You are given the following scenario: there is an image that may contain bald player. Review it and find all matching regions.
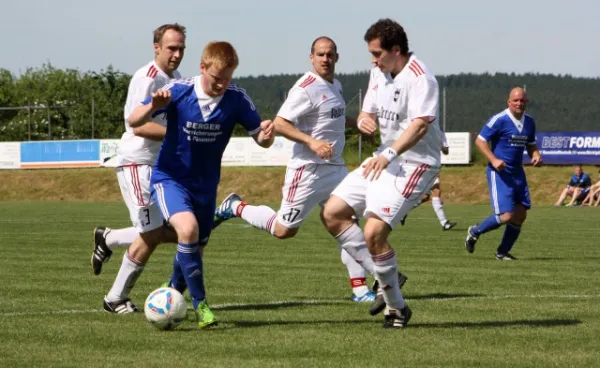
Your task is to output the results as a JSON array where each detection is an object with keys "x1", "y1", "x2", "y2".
[{"x1": 464, "y1": 87, "x2": 542, "y2": 260}]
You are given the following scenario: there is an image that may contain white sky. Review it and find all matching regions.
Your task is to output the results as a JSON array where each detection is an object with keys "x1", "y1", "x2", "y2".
[{"x1": 3, "y1": 0, "x2": 599, "y2": 78}]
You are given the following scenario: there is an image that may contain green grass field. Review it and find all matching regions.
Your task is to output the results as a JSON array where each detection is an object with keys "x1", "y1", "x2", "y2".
[{"x1": 0, "y1": 201, "x2": 599, "y2": 367}]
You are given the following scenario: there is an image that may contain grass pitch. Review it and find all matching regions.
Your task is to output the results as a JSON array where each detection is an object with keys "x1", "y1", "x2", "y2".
[{"x1": 0, "y1": 201, "x2": 598, "y2": 367}]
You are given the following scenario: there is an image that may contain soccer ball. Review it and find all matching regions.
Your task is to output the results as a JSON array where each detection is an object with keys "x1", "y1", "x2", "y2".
[{"x1": 144, "y1": 287, "x2": 188, "y2": 330}]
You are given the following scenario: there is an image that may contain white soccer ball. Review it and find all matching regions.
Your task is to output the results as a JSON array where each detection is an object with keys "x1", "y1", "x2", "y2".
[{"x1": 144, "y1": 287, "x2": 188, "y2": 330}]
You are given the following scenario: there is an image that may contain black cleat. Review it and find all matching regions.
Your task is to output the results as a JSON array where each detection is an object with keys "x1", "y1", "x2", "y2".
[
  {"x1": 383, "y1": 305, "x2": 412, "y2": 328},
  {"x1": 91, "y1": 227, "x2": 113, "y2": 275},
  {"x1": 442, "y1": 220, "x2": 457, "y2": 231},
  {"x1": 465, "y1": 225, "x2": 479, "y2": 253},
  {"x1": 400, "y1": 214, "x2": 407, "y2": 226},
  {"x1": 370, "y1": 272, "x2": 408, "y2": 316},
  {"x1": 103, "y1": 297, "x2": 138, "y2": 314}
]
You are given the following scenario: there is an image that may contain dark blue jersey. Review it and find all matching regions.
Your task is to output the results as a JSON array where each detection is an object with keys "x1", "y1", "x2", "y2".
[
  {"x1": 478, "y1": 109, "x2": 536, "y2": 175},
  {"x1": 144, "y1": 77, "x2": 261, "y2": 193}
]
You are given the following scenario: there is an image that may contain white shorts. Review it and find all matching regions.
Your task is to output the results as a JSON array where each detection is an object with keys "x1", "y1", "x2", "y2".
[
  {"x1": 425, "y1": 175, "x2": 440, "y2": 195},
  {"x1": 116, "y1": 165, "x2": 163, "y2": 233},
  {"x1": 331, "y1": 159, "x2": 439, "y2": 228},
  {"x1": 277, "y1": 164, "x2": 348, "y2": 228}
]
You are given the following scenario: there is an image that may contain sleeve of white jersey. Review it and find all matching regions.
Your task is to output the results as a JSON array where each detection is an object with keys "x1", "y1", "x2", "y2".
[
  {"x1": 277, "y1": 87, "x2": 313, "y2": 124},
  {"x1": 125, "y1": 77, "x2": 156, "y2": 120},
  {"x1": 407, "y1": 76, "x2": 439, "y2": 123},
  {"x1": 361, "y1": 70, "x2": 378, "y2": 114},
  {"x1": 440, "y1": 129, "x2": 449, "y2": 148}
]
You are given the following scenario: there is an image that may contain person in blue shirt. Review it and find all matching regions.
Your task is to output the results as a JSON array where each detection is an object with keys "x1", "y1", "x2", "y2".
[
  {"x1": 127, "y1": 41, "x2": 275, "y2": 328},
  {"x1": 465, "y1": 87, "x2": 542, "y2": 260},
  {"x1": 554, "y1": 165, "x2": 592, "y2": 207}
]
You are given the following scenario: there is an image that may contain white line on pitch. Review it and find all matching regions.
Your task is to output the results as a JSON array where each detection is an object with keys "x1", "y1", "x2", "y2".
[{"x1": 1, "y1": 295, "x2": 598, "y2": 317}]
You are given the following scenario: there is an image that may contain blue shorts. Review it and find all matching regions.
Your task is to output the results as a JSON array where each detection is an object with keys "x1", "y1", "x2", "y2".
[
  {"x1": 487, "y1": 168, "x2": 531, "y2": 215},
  {"x1": 151, "y1": 179, "x2": 216, "y2": 246}
]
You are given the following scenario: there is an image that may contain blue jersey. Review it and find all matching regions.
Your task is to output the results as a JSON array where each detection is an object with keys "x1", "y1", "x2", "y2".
[
  {"x1": 478, "y1": 109, "x2": 536, "y2": 175},
  {"x1": 145, "y1": 77, "x2": 262, "y2": 193},
  {"x1": 568, "y1": 173, "x2": 591, "y2": 188}
]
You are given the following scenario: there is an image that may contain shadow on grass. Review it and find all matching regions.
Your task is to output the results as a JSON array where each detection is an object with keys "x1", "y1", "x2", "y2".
[
  {"x1": 408, "y1": 293, "x2": 485, "y2": 300},
  {"x1": 211, "y1": 300, "x2": 346, "y2": 312},
  {"x1": 219, "y1": 318, "x2": 582, "y2": 330}
]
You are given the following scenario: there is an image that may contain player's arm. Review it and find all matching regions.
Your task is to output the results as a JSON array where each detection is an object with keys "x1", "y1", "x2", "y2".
[
  {"x1": 276, "y1": 86, "x2": 333, "y2": 159},
  {"x1": 475, "y1": 137, "x2": 505, "y2": 171},
  {"x1": 132, "y1": 122, "x2": 166, "y2": 142},
  {"x1": 440, "y1": 130, "x2": 449, "y2": 155},
  {"x1": 356, "y1": 71, "x2": 379, "y2": 136},
  {"x1": 128, "y1": 90, "x2": 171, "y2": 128},
  {"x1": 525, "y1": 120, "x2": 542, "y2": 166},
  {"x1": 251, "y1": 120, "x2": 275, "y2": 148},
  {"x1": 526, "y1": 143, "x2": 542, "y2": 167}
]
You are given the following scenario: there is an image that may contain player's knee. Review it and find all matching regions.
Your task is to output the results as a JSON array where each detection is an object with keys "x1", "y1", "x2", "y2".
[
  {"x1": 139, "y1": 227, "x2": 163, "y2": 249},
  {"x1": 273, "y1": 225, "x2": 298, "y2": 239},
  {"x1": 174, "y1": 223, "x2": 199, "y2": 243},
  {"x1": 498, "y1": 212, "x2": 515, "y2": 224}
]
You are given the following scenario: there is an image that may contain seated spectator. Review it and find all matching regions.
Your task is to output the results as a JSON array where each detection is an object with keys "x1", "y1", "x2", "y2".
[
  {"x1": 554, "y1": 165, "x2": 592, "y2": 207},
  {"x1": 581, "y1": 170, "x2": 600, "y2": 207}
]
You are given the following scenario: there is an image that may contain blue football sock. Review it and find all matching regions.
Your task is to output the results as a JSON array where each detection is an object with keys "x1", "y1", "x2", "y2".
[
  {"x1": 169, "y1": 254, "x2": 187, "y2": 294},
  {"x1": 176, "y1": 242, "x2": 206, "y2": 309},
  {"x1": 497, "y1": 223, "x2": 521, "y2": 254},
  {"x1": 473, "y1": 214, "x2": 503, "y2": 236}
]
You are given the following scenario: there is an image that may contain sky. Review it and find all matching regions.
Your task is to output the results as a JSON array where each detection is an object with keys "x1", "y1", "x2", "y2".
[{"x1": 3, "y1": 0, "x2": 600, "y2": 78}]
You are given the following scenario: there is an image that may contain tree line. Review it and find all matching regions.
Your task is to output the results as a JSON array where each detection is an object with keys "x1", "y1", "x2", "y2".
[{"x1": 0, "y1": 64, "x2": 599, "y2": 142}]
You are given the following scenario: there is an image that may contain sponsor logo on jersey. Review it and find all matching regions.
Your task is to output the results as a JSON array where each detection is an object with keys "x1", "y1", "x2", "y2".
[
  {"x1": 377, "y1": 107, "x2": 400, "y2": 122},
  {"x1": 330, "y1": 107, "x2": 345, "y2": 119}
]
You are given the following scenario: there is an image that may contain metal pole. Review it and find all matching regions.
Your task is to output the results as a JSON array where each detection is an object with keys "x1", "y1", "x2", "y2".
[
  {"x1": 47, "y1": 106, "x2": 51, "y2": 139},
  {"x1": 358, "y1": 88, "x2": 362, "y2": 163},
  {"x1": 442, "y1": 87, "x2": 447, "y2": 132},
  {"x1": 27, "y1": 100, "x2": 31, "y2": 141},
  {"x1": 91, "y1": 94, "x2": 95, "y2": 139}
]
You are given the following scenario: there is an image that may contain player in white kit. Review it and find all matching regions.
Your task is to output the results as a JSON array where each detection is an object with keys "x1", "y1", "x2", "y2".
[
  {"x1": 401, "y1": 128, "x2": 457, "y2": 230},
  {"x1": 213, "y1": 37, "x2": 401, "y2": 302},
  {"x1": 322, "y1": 19, "x2": 442, "y2": 328},
  {"x1": 91, "y1": 24, "x2": 185, "y2": 313}
]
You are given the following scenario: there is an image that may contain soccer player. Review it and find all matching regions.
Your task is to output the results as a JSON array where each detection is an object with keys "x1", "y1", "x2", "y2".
[
  {"x1": 91, "y1": 24, "x2": 185, "y2": 279},
  {"x1": 322, "y1": 18, "x2": 443, "y2": 328},
  {"x1": 213, "y1": 37, "x2": 394, "y2": 302},
  {"x1": 553, "y1": 165, "x2": 592, "y2": 207},
  {"x1": 128, "y1": 41, "x2": 274, "y2": 328},
  {"x1": 401, "y1": 128, "x2": 457, "y2": 230},
  {"x1": 465, "y1": 87, "x2": 542, "y2": 260}
]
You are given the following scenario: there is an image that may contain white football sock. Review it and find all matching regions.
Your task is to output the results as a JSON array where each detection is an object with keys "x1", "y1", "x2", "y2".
[
  {"x1": 432, "y1": 197, "x2": 447, "y2": 225},
  {"x1": 335, "y1": 223, "x2": 375, "y2": 276},
  {"x1": 104, "y1": 227, "x2": 138, "y2": 248},
  {"x1": 106, "y1": 251, "x2": 145, "y2": 302},
  {"x1": 239, "y1": 204, "x2": 277, "y2": 235},
  {"x1": 341, "y1": 249, "x2": 369, "y2": 296},
  {"x1": 372, "y1": 249, "x2": 405, "y2": 310}
]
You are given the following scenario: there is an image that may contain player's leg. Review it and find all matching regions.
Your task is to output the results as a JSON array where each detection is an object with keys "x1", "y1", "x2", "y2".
[
  {"x1": 465, "y1": 169, "x2": 512, "y2": 253},
  {"x1": 323, "y1": 167, "x2": 375, "y2": 276},
  {"x1": 362, "y1": 163, "x2": 438, "y2": 328},
  {"x1": 92, "y1": 165, "x2": 150, "y2": 275},
  {"x1": 156, "y1": 181, "x2": 217, "y2": 328},
  {"x1": 496, "y1": 179, "x2": 530, "y2": 260},
  {"x1": 430, "y1": 181, "x2": 457, "y2": 230},
  {"x1": 554, "y1": 187, "x2": 573, "y2": 206}
]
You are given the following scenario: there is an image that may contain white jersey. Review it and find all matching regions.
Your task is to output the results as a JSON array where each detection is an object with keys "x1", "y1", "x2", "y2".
[
  {"x1": 362, "y1": 54, "x2": 442, "y2": 167},
  {"x1": 440, "y1": 128, "x2": 448, "y2": 149},
  {"x1": 116, "y1": 61, "x2": 181, "y2": 166},
  {"x1": 277, "y1": 72, "x2": 346, "y2": 169}
]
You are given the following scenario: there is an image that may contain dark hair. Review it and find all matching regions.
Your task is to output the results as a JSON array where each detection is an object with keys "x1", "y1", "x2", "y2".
[
  {"x1": 364, "y1": 18, "x2": 409, "y2": 55},
  {"x1": 310, "y1": 36, "x2": 337, "y2": 54},
  {"x1": 153, "y1": 23, "x2": 186, "y2": 44}
]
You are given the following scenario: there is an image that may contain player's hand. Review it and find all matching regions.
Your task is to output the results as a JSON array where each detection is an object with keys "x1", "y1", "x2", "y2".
[
  {"x1": 492, "y1": 158, "x2": 506, "y2": 171},
  {"x1": 150, "y1": 90, "x2": 171, "y2": 109},
  {"x1": 358, "y1": 117, "x2": 377, "y2": 135},
  {"x1": 362, "y1": 155, "x2": 389, "y2": 181},
  {"x1": 308, "y1": 138, "x2": 333, "y2": 160},
  {"x1": 260, "y1": 119, "x2": 274, "y2": 139},
  {"x1": 531, "y1": 154, "x2": 543, "y2": 167}
]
